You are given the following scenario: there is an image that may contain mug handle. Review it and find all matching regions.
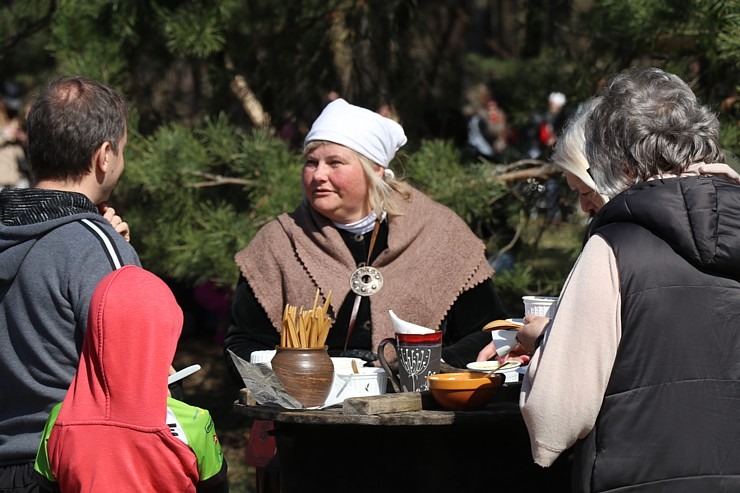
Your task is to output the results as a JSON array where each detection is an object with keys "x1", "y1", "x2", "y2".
[{"x1": 377, "y1": 337, "x2": 402, "y2": 393}]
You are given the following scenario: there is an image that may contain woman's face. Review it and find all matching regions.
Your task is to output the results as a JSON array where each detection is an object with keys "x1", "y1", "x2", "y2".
[
  {"x1": 564, "y1": 171, "x2": 605, "y2": 214},
  {"x1": 303, "y1": 143, "x2": 381, "y2": 223}
]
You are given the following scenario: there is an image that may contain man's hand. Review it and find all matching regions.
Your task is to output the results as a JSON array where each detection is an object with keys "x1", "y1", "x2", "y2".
[{"x1": 99, "y1": 204, "x2": 130, "y2": 242}]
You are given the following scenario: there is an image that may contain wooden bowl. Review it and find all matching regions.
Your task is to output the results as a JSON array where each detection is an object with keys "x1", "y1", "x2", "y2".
[{"x1": 427, "y1": 372, "x2": 504, "y2": 411}]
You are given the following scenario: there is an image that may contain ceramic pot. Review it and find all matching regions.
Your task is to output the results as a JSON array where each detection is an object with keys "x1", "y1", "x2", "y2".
[{"x1": 271, "y1": 346, "x2": 334, "y2": 407}]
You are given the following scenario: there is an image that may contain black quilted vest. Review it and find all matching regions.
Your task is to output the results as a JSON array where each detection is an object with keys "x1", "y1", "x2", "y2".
[{"x1": 571, "y1": 177, "x2": 740, "y2": 493}]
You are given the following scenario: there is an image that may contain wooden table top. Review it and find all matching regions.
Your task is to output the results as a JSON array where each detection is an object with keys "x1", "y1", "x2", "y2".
[{"x1": 233, "y1": 387, "x2": 523, "y2": 426}]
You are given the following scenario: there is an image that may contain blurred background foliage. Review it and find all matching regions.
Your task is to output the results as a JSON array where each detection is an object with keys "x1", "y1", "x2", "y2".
[{"x1": 1, "y1": 0, "x2": 738, "y2": 311}]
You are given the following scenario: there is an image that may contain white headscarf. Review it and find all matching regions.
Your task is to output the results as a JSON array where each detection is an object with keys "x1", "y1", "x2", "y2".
[
  {"x1": 304, "y1": 98, "x2": 407, "y2": 168},
  {"x1": 553, "y1": 97, "x2": 610, "y2": 204},
  {"x1": 548, "y1": 92, "x2": 566, "y2": 108}
]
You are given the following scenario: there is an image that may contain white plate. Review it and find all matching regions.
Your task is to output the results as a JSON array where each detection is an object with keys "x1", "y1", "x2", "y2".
[
  {"x1": 505, "y1": 318, "x2": 524, "y2": 326},
  {"x1": 466, "y1": 360, "x2": 521, "y2": 373}
]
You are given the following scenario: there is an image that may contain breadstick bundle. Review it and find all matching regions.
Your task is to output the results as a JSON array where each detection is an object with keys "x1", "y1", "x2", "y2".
[{"x1": 280, "y1": 289, "x2": 332, "y2": 349}]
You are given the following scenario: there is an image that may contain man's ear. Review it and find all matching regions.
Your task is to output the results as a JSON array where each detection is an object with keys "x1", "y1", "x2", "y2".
[{"x1": 93, "y1": 141, "x2": 112, "y2": 174}]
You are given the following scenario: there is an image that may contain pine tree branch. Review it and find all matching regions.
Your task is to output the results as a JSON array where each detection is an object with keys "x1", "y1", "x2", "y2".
[
  {"x1": 0, "y1": 0, "x2": 58, "y2": 55},
  {"x1": 491, "y1": 209, "x2": 527, "y2": 266},
  {"x1": 495, "y1": 161, "x2": 557, "y2": 183},
  {"x1": 186, "y1": 171, "x2": 253, "y2": 188}
]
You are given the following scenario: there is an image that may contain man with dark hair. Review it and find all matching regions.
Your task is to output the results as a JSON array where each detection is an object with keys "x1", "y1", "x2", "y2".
[{"x1": 0, "y1": 76, "x2": 140, "y2": 492}]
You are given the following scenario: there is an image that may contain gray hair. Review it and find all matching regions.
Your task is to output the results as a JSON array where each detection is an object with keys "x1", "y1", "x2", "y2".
[
  {"x1": 303, "y1": 141, "x2": 411, "y2": 217},
  {"x1": 585, "y1": 67, "x2": 724, "y2": 198}
]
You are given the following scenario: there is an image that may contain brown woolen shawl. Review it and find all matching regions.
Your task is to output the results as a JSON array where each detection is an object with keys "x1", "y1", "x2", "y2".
[{"x1": 234, "y1": 187, "x2": 494, "y2": 355}]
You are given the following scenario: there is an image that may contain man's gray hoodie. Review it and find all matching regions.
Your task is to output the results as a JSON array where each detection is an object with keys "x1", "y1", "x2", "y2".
[{"x1": 0, "y1": 188, "x2": 140, "y2": 465}]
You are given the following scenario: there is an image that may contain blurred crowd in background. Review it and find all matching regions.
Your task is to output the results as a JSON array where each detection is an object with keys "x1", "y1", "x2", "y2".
[{"x1": 0, "y1": 80, "x2": 29, "y2": 190}]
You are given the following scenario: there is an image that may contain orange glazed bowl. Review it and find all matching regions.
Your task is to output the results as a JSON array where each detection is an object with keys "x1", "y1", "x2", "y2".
[{"x1": 427, "y1": 372, "x2": 504, "y2": 411}]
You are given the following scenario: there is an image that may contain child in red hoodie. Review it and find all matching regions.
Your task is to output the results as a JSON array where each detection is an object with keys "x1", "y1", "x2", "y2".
[{"x1": 34, "y1": 266, "x2": 228, "y2": 492}]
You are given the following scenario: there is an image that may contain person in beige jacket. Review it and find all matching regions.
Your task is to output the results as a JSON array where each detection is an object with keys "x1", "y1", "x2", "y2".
[
  {"x1": 477, "y1": 97, "x2": 606, "y2": 363},
  {"x1": 520, "y1": 67, "x2": 740, "y2": 492}
]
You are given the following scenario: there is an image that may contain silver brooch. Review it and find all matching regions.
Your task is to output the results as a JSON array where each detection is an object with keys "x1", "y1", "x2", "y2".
[{"x1": 349, "y1": 266, "x2": 383, "y2": 296}]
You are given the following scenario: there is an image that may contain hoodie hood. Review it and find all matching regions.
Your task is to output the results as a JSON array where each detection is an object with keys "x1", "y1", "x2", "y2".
[
  {"x1": 58, "y1": 265, "x2": 183, "y2": 426},
  {"x1": 591, "y1": 176, "x2": 740, "y2": 275},
  {"x1": 45, "y1": 267, "x2": 203, "y2": 492}
]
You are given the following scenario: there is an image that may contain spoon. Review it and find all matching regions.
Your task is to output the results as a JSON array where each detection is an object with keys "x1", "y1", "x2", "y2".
[
  {"x1": 351, "y1": 359, "x2": 360, "y2": 374},
  {"x1": 483, "y1": 361, "x2": 517, "y2": 379}
]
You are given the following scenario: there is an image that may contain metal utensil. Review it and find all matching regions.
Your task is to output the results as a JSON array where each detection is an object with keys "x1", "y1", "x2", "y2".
[{"x1": 483, "y1": 360, "x2": 517, "y2": 379}]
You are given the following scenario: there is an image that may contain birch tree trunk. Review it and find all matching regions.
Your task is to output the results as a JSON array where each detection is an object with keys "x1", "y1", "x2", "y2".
[{"x1": 225, "y1": 55, "x2": 271, "y2": 129}]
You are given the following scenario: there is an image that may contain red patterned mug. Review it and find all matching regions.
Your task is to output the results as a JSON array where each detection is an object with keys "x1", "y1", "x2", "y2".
[{"x1": 377, "y1": 332, "x2": 442, "y2": 393}]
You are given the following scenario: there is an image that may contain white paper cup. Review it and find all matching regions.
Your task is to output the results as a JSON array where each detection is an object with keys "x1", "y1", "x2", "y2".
[
  {"x1": 491, "y1": 329, "x2": 518, "y2": 358},
  {"x1": 249, "y1": 350, "x2": 277, "y2": 368},
  {"x1": 522, "y1": 296, "x2": 559, "y2": 318}
]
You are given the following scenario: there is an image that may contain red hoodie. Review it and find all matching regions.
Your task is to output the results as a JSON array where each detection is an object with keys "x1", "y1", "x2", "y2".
[{"x1": 37, "y1": 266, "x2": 222, "y2": 492}]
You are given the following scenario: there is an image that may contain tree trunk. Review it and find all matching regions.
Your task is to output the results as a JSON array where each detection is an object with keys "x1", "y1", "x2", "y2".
[
  {"x1": 224, "y1": 55, "x2": 271, "y2": 128},
  {"x1": 329, "y1": 10, "x2": 353, "y2": 96}
]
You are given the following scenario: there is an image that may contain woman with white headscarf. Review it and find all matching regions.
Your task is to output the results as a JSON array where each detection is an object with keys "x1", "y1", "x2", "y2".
[
  {"x1": 224, "y1": 98, "x2": 508, "y2": 380},
  {"x1": 477, "y1": 98, "x2": 607, "y2": 363}
]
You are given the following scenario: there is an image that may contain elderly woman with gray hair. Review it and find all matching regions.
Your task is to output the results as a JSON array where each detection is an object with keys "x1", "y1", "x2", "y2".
[{"x1": 521, "y1": 67, "x2": 740, "y2": 492}]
